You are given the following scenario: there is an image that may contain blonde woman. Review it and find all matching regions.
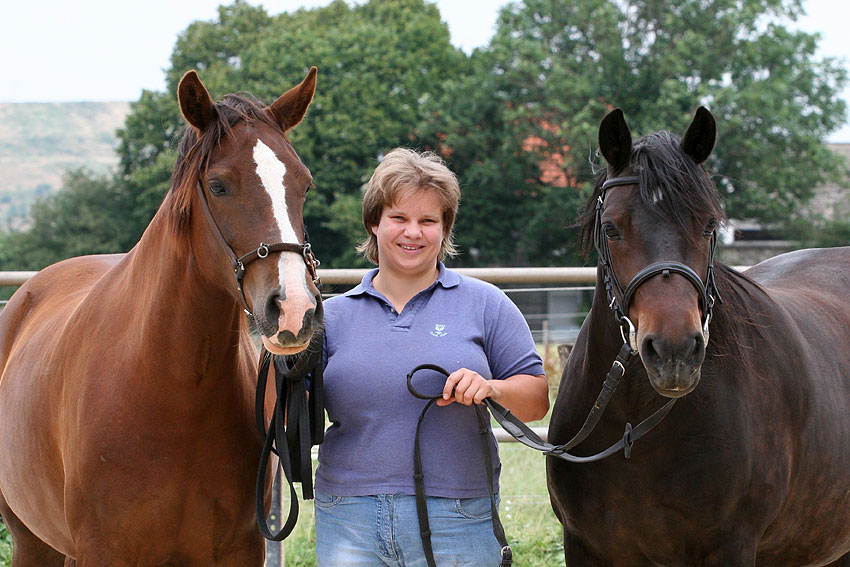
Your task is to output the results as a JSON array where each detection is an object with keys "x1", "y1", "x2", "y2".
[{"x1": 314, "y1": 148, "x2": 549, "y2": 566}]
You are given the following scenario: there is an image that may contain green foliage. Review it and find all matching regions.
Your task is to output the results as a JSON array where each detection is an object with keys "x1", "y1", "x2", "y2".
[{"x1": 475, "y1": 0, "x2": 847, "y2": 230}]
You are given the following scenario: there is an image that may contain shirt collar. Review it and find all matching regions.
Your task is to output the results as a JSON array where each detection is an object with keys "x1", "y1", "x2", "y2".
[{"x1": 343, "y1": 262, "x2": 459, "y2": 299}]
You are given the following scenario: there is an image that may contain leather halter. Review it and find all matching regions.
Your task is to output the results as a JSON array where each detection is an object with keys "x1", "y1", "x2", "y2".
[
  {"x1": 195, "y1": 181, "x2": 321, "y2": 317},
  {"x1": 594, "y1": 175, "x2": 720, "y2": 350}
]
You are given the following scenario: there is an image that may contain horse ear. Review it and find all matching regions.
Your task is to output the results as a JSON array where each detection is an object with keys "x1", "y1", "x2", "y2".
[
  {"x1": 178, "y1": 70, "x2": 216, "y2": 131},
  {"x1": 268, "y1": 67, "x2": 318, "y2": 132},
  {"x1": 681, "y1": 106, "x2": 716, "y2": 164},
  {"x1": 598, "y1": 108, "x2": 632, "y2": 172}
]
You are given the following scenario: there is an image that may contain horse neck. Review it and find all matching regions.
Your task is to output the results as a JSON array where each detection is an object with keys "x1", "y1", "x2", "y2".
[{"x1": 118, "y1": 207, "x2": 247, "y2": 356}]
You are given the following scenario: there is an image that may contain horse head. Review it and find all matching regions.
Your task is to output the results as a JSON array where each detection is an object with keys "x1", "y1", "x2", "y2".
[
  {"x1": 594, "y1": 107, "x2": 723, "y2": 397},
  {"x1": 174, "y1": 68, "x2": 322, "y2": 355}
]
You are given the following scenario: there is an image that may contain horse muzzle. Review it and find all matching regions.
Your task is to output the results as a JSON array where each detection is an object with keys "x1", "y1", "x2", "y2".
[
  {"x1": 639, "y1": 331, "x2": 706, "y2": 397},
  {"x1": 255, "y1": 286, "x2": 322, "y2": 354}
]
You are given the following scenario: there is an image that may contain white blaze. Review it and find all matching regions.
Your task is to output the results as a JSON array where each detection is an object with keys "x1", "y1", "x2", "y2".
[{"x1": 253, "y1": 139, "x2": 307, "y2": 291}]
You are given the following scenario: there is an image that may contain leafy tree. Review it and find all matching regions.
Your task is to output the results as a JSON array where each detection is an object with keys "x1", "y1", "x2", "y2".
[
  {"x1": 466, "y1": 0, "x2": 848, "y2": 239},
  {"x1": 114, "y1": 0, "x2": 466, "y2": 267}
]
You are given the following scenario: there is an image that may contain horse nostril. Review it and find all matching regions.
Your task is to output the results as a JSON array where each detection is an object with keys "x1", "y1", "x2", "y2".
[
  {"x1": 691, "y1": 333, "x2": 706, "y2": 361},
  {"x1": 641, "y1": 336, "x2": 663, "y2": 368},
  {"x1": 264, "y1": 291, "x2": 281, "y2": 323}
]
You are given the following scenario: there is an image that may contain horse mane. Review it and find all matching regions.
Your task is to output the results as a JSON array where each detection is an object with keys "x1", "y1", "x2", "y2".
[
  {"x1": 577, "y1": 130, "x2": 725, "y2": 259},
  {"x1": 165, "y1": 92, "x2": 285, "y2": 232},
  {"x1": 704, "y1": 262, "x2": 778, "y2": 380}
]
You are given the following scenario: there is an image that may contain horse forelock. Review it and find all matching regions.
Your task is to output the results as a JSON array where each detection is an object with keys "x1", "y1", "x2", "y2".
[
  {"x1": 165, "y1": 92, "x2": 286, "y2": 233},
  {"x1": 578, "y1": 130, "x2": 725, "y2": 259}
]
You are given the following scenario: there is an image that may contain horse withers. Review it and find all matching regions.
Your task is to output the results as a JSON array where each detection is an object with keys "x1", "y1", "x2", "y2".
[
  {"x1": 0, "y1": 69, "x2": 321, "y2": 565},
  {"x1": 547, "y1": 107, "x2": 850, "y2": 566}
]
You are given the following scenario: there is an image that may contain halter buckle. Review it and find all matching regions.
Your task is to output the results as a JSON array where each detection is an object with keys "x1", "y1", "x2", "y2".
[{"x1": 257, "y1": 243, "x2": 269, "y2": 258}]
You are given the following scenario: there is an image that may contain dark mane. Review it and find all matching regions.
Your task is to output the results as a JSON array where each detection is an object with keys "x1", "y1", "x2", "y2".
[
  {"x1": 165, "y1": 92, "x2": 283, "y2": 230},
  {"x1": 707, "y1": 263, "x2": 775, "y2": 377},
  {"x1": 578, "y1": 130, "x2": 725, "y2": 259}
]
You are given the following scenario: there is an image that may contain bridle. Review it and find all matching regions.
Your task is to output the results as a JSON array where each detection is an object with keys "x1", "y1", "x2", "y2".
[
  {"x1": 594, "y1": 174, "x2": 720, "y2": 352},
  {"x1": 195, "y1": 180, "x2": 321, "y2": 317}
]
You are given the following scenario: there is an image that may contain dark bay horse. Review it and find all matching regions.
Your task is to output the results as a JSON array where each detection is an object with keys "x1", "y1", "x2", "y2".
[
  {"x1": 547, "y1": 107, "x2": 850, "y2": 566},
  {"x1": 0, "y1": 68, "x2": 321, "y2": 565}
]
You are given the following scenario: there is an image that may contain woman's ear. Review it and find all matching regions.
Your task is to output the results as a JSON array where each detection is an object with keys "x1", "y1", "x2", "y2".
[{"x1": 371, "y1": 224, "x2": 378, "y2": 236}]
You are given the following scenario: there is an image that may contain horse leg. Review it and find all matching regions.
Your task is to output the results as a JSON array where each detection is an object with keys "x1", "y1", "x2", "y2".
[{"x1": 0, "y1": 493, "x2": 65, "y2": 567}]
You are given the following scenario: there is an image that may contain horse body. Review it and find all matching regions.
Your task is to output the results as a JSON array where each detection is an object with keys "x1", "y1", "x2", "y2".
[
  {"x1": 547, "y1": 108, "x2": 850, "y2": 566},
  {"x1": 0, "y1": 69, "x2": 320, "y2": 566}
]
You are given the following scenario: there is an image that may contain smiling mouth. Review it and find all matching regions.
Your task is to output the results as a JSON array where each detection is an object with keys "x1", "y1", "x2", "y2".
[{"x1": 398, "y1": 244, "x2": 423, "y2": 251}]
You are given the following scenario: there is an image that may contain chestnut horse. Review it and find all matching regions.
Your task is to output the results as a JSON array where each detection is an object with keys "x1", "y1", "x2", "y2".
[
  {"x1": 547, "y1": 107, "x2": 850, "y2": 566},
  {"x1": 0, "y1": 69, "x2": 322, "y2": 565}
]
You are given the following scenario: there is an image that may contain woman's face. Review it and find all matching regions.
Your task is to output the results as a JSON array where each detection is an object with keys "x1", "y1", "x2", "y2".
[{"x1": 371, "y1": 187, "x2": 445, "y2": 279}]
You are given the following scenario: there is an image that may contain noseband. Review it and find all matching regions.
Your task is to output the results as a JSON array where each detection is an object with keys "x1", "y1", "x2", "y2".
[
  {"x1": 196, "y1": 181, "x2": 321, "y2": 317},
  {"x1": 594, "y1": 175, "x2": 720, "y2": 351}
]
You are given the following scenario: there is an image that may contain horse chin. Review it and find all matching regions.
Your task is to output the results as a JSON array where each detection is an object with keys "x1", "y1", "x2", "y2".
[
  {"x1": 646, "y1": 368, "x2": 702, "y2": 399},
  {"x1": 260, "y1": 335, "x2": 309, "y2": 356}
]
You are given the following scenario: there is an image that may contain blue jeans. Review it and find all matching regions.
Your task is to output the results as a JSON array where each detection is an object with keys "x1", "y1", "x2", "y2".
[{"x1": 314, "y1": 491, "x2": 502, "y2": 567}]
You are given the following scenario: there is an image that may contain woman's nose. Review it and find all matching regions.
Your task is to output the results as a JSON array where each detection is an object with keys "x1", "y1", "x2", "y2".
[{"x1": 404, "y1": 223, "x2": 422, "y2": 237}]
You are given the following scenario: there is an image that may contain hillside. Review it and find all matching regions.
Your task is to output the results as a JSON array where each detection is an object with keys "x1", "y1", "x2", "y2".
[{"x1": 0, "y1": 101, "x2": 130, "y2": 229}]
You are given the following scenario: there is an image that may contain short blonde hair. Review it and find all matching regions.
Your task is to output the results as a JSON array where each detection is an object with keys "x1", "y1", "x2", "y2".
[{"x1": 357, "y1": 148, "x2": 461, "y2": 265}]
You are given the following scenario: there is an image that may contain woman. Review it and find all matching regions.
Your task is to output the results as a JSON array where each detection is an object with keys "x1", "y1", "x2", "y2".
[{"x1": 315, "y1": 147, "x2": 549, "y2": 566}]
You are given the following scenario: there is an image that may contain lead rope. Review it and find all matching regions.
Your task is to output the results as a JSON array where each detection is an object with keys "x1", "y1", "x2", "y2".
[
  {"x1": 409, "y1": 366, "x2": 512, "y2": 567},
  {"x1": 407, "y1": 354, "x2": 678, "y2": 566},
  {"x1": 254, "y1": 330, "x2": 325, "y2": 541}
]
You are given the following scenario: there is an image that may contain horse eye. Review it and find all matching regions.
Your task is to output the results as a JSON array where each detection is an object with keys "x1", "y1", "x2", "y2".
[
  {"x1": 603, "y1": 224, "x2": 621, "y2": 241},
  {"x1": 208, "y1": 180, "x2": 227, "y2": 196},
  {"x1": 703, "y1": 220, "x2": 717, "y2": 238}
]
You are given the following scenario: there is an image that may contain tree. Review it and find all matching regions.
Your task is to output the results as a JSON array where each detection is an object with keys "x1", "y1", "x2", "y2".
[
  {"x1": 114, "y1": 0, "x2": 466, "y2": 267},
  {"x1": 469, "y1": 0, "x2": 848, "y2": 237}
]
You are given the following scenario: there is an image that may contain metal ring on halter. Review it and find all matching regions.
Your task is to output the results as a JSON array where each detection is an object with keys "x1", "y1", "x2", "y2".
[
  {"x1": 257, "y1": 243, "x2": 269, "y2": 258},
  {"x1": 620, "y1": 317, "x2": 637, "y2": 352}
]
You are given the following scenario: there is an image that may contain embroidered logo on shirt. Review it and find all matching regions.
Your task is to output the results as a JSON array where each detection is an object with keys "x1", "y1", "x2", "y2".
[{"x1": 430, "y1": 324, "x2": 447, "y2": 337}]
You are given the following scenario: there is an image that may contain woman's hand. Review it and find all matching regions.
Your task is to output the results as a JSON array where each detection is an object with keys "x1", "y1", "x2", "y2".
[
  {"x1": 436, "y1": 368, "x2": 498, "y2": 407},
  {"x1": 435, "y1": 368, "x2": 550, "y2": 422}
]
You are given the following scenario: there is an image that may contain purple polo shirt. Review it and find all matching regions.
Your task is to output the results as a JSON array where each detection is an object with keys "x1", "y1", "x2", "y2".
[{"x1": 315, "y1": 264, "x2": 544, "y2": 498}]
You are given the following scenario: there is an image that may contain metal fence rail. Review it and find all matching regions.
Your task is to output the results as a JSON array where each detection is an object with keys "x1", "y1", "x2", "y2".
[{"x1": 1, "y1": 267, "x2": 598, "y2": 287}]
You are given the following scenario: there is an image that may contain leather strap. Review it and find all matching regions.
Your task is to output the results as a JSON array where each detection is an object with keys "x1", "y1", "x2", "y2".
[
  {"x1": 408, "y1": 365, "x2": 512, "y2": 567},
  {"x1": 254, "y1": 332, "x2": 324, "y2": 542},
  {"x1": 406, "y1": 353, "x2": 677, "y2": 564}
]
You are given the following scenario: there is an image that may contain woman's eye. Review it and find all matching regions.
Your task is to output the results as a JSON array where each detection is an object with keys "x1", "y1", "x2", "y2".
[
  {"x1": 603, "y1": 224, "x2": 621, "y2": 240},
  {"x1": 208, "y1": 181, "x2": 227, "y2": 196}
]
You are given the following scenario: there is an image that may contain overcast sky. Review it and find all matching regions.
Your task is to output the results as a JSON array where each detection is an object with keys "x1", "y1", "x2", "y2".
[{"x1": 1, "y1": 0, "x2": 848, "y2": 141}]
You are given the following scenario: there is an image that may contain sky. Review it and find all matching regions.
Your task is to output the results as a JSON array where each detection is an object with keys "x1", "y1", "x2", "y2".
[{"x1": 1, "y1": 0, "x2": 848, "y2": 141}]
